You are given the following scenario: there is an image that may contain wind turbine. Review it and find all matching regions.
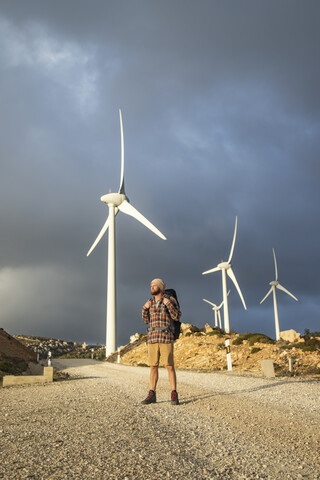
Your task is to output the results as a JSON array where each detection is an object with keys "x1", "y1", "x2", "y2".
[
  {"x1": 202, "y1": 217, "x2": 247, "y2": 333},
  {"x1": 260, "y1": 248, "x2": 298, "y2": 341},
  {"x1": 87, "y1": 109, "x2": 166, "y2": 356},
  {"x1": 203, "y1": 291, "x2": 230, "y2": 329}
]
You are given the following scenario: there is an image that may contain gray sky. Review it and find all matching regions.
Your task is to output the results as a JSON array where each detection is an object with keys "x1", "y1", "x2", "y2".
[{"x1": 1, "y1": 0, "x2": 319, "y2": 346}]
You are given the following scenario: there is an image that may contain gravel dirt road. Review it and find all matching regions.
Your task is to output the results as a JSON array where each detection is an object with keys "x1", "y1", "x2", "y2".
[{"x1": 1, "y1": 359, "x2": 319, "y2": 480}]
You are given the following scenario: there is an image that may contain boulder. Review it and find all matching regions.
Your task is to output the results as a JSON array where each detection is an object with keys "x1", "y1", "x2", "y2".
[
  {"x1": 180, "y1": 323, "x2": 202, "y2": 334},
  {"x1": 280, "y1": 329, "x2": 301, "y2": 343},
  {"x1": 130, "y1": 333, "x2": 140, "y2": 343},
  {"x1": 204, "y1": 323, "x2": 214, "y2": 334}
]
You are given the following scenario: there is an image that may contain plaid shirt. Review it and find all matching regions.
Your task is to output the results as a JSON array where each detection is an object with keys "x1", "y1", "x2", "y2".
[{"x1": 142, "y1": 295, "x2": 181, "y2": 344}]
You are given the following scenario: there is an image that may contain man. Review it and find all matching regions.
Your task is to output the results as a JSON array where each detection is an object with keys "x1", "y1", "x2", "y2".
[{"x1": 141, "y1": 278, "x2": 181, "y2": 405}]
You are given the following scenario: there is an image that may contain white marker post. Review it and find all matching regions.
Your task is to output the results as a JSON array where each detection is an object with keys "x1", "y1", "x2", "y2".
[
  {"x1": 117, "y1": 347, "x2": 120, "y2": 364},
  {"x1": 47, "y1": 351, "x2": 52, "y2": 367},
  {"x1": 225, "y1": 339, "x2": 232, "y2": 371},
  {"x1": 288, "y1": 357, "x2": 294, "y2": 374}
]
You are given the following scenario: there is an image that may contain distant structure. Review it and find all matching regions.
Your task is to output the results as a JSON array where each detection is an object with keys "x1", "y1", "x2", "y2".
[
  {"x1": 260, "y1": 248, "x2": 298, "y2": 341},
  {"x1": 87, "y1": 109, "x2": 166, "y2": 356},
  {"x1": 203, "y1": 292, "x2": 229, "y2": 329},
  {"x1": 202, "y1": 217, "x2": 247, "y2": 333}
]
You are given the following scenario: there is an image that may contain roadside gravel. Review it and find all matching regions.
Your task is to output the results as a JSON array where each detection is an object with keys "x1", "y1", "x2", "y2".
[{"x1": 1, "y1": 359, "x2": 319, "y2": 480}]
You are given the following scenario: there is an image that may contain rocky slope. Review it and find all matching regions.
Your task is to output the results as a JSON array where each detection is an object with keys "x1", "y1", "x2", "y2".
[
  {"x1": 0, "y1": 329, "x2": 37, "y2": 378},
  {"x1": 13, "y1": 334, "x2": 105, "y2": 359},
  {"x1": 115, "y1": 324, "x2": 320, "y2": 376}
]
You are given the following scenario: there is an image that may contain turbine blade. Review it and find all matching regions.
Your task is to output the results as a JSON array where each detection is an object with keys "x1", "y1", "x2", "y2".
[
  {"x1": 87, "y1": 208, "x2": 119, "y2": 256},
  {"x1": 87, "y1": 216, "x2": 110, "y2": 257},
  {"x1": 202, "y1": 266, "x2": 220, "y2": 275},
  {"x1": 227, "y1": 267, "x2": 247, "y2": 310},
  {"x1": 260, "y1": 287, "x2": 273, "y2": 304},
  {"x1": 273, "y1": 248, "x2": 278, "y2": 281},
  {"x1": 228, "y1": 216, "x2": 238, "y2": 263},
  {"x1": 276, "y1": 283, "x2": 298, "y2": 301},
  {"x1": 118, "y1": 200, "x2": 166, "y2": 240},
  {"x1": 203, "y1": 298, "x2": 217, "y2": 308},
  {"x1": 218, "y1": 291, "x2": 229, "y2": 309},
  {"x1": 118, "y1": 109, "x2": 125, "y2": 195}
]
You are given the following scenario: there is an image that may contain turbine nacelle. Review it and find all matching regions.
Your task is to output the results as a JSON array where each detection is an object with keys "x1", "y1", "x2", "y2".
[
  {"x1": 269, "y1": 280, "x2": 278, "y2": 287},
  {"x1": 218, "y1": 261, "x2": 231, "y2": 270},
  {"x1": 101, "y1": 193, "x2": 126, "y2": 207}
]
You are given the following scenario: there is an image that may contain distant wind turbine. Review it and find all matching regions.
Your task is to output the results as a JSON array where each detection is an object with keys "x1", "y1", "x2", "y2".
[
  {"x1": 203, "y1": 291, "x2": 230, "y2": 329},
  {"x1": 202, "y1": 217, "x2": 247, "y2": 333},
  {"x1": 87, "y1": 109, "x2": 166, "y2": 356},
  {"x1": 260, "y1": 248, "x2": 298, "y2": 341}
]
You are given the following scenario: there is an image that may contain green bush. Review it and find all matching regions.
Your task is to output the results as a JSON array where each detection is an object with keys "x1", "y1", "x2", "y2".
[
  {"x1": 0, "y1": 360, "x2": 15, "y2": 374},
  {"x1": 295, "y1": 343, "x2": 317, "y2": 352},
  {"x1": 0, "y1": 360, "x2": 27, "y2": 375},
  {"x1": 206, "y1": 330, "x2": 223, "y2": 337},
  {"x1": 217, "y1": 343, "x2": 225, "y2": 351},
  {"x1": 232, "y1": 337, "x2": 244, "y2": 345},
  {"x1": 304, "y1": 329, "x2": 320, "y2": 338},
  {"x1": 251, "y1": 347, "x2": 261, "y2": 354},
  {"x1": 302, "y1": 338, "x2": 320, "y2": 350},
  {"x1": 248, "y1": 334, "x2": 275, "y2": 346}
]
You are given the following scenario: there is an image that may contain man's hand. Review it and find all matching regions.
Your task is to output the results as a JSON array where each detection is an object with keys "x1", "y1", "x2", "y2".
[
  {"x1": 143, "y1": 300, "x2": 152, "y2": 309},
  {"x1": 163, "y1": 297, "x2": 170, "y2": 306}
]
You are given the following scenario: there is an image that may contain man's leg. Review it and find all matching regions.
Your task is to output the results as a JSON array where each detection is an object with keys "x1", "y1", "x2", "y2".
[
  {"x1": 150, "y1": 365, "x2": 159, "y2": 391},
  {"x1": 141, "y1": 344, "x2": 159, "y2": 404},
  {"x1": 166, "y1": 365, "x2": 177, "y2": 391}
]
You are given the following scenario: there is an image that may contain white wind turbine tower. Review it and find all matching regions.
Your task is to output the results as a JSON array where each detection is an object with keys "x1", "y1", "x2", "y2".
[
  {"x1": 202, "y1": 217, "x2": 247, "y2": 333},
  {"x1": 87, "y1": 109, "x2": 166, "y2": 356},
  {"x1": 260, "y1": 248, "x2": 298, "y2": 341},
  {"x1": 203, "y1": 291, "x2": 229, "y2": 329}
]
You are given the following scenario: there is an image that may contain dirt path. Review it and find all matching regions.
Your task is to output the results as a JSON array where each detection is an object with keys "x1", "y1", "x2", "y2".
[{"x1": 1, "y1": 360, "x2": 319, "y2": 479}]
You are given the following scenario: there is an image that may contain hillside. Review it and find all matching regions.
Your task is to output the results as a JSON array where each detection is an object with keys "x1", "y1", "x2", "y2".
[
  {"x1": 0, "y1": 328, "x2": 37, "y2": 378},
  {"x1": 113, "y1": 324, "x2": 320, "y2": 376}
]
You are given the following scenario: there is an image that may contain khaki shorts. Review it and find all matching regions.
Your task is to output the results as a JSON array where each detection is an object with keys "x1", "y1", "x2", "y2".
[{"x1": 148, "y1": 342, "x2": 174, "y2": 367}]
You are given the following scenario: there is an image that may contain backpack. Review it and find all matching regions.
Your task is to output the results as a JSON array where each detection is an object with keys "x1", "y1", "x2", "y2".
[{"x1": 164, "y1": 288, "x2": 181, "y2": 341}]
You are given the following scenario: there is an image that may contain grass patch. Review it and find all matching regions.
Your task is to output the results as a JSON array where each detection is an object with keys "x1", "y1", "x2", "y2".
[
  {"x1": 206, "y1": 330, "x2": 223, "y2": 337},
  {"x1": 0, "y1": 359, "x2": 28, "y2": 376},
  {"x1": 232, "y1": 333, "x2": 275, "y2": 346}
]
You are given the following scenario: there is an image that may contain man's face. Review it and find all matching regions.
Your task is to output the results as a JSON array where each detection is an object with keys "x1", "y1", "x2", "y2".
[{"x1": 150, "y1": 283, "x2": 161, "y2": 296}]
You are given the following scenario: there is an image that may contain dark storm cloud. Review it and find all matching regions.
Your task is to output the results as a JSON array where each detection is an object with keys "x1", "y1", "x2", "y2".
[{"x1": 0, "y1": 1, "x2": 319, "y2": 346}]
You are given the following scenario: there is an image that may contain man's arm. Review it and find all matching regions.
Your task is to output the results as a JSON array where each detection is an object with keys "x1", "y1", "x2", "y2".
[{"x1": 142, "y1": 300, "x2": 151, "y2": 324}]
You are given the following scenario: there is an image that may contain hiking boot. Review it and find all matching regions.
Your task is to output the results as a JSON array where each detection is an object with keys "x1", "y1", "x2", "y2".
[
  {"x1": 171, "y1": 390, "x2": 179, "y2": 405},
  {"x1": 141, "y1": 390, "x2": 156, "y2": 404}
]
